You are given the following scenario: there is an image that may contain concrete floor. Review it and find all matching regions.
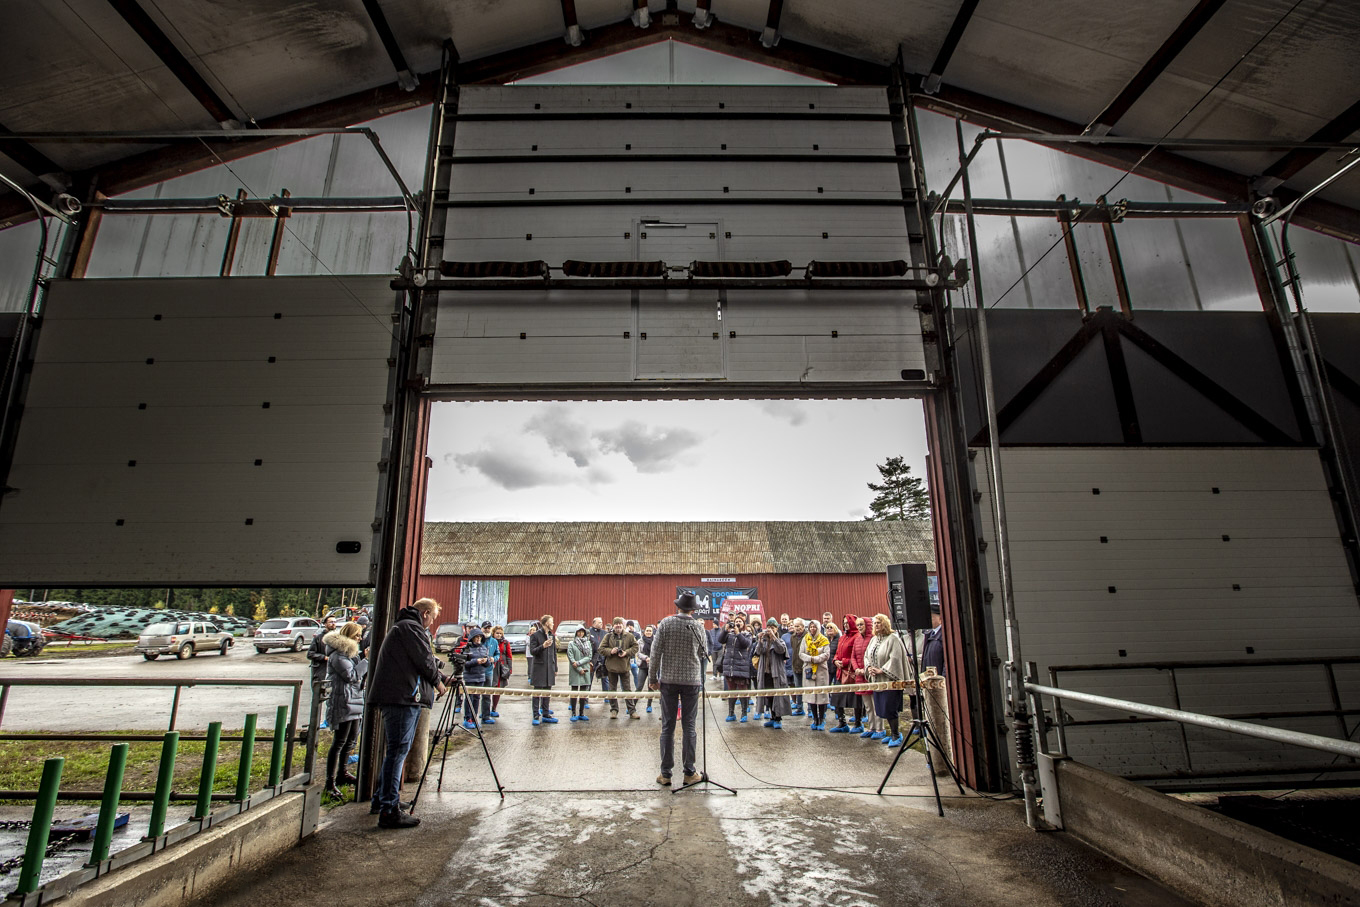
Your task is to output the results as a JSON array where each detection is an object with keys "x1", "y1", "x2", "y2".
[{"x1": 193, "y1": 686, "x2": 1197, "y2": 907}]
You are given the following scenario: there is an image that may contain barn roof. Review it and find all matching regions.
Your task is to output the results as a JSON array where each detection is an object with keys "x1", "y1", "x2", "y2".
[{"x1": 421, "y1": 520, "x2": 934, "y2": 576}]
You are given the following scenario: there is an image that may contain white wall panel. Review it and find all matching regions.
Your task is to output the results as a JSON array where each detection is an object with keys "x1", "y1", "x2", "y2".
[
  {"x1": 972, "y1": 447, "x2": 1360, "y2": 783},
  {"x1": 0, "y1": 277, "x2": 397, "y2": 585}
]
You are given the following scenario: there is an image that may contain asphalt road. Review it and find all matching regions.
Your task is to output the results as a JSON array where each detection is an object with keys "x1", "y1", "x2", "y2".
[{"x1": 0, "y1": 643, "x2": 314, "y2": 731}]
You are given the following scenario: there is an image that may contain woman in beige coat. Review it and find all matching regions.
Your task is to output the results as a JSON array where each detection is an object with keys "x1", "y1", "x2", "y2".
[{"x1": 864, "y1": 613, "x2": 911, "y2": 747}]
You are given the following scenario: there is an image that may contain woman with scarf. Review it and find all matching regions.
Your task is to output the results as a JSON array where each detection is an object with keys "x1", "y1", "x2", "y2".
[
  {"x1": 865, "y1": 613, "x2": 910, "y2": 746},
  {"x1": 636, "y1": 625, "x2": 655, "y2": 713},
  {"x1": 567, "y1": 625, "x2": 593, "y2": 721},
  {"x1": 798, "y1": 620, "x2": 831, "y2": 730},
  {"x1": 754, "y1": 617, "x2": 792, "y2": 728},
  {"x1": 829, "y1": 614, "x2": 863, "y2": 732}
]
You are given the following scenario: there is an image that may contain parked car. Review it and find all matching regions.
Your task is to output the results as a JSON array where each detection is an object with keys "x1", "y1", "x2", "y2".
[
  {"x1": 502, "y1": 620, "x2": 536, "y2": 655},
  {"x1": 252, "y1": 617, "x2": 323, "y2": 653},
  {"x1": 137, "y1": 620, "x2": 234, "y2": 660},
  {"x1": 434, "y1": 623, "x2": 463, "y2": 653},
  {"x1": 3, "y1": 619, "x2": 46, "y2": 657},
  {"x1": 554, "y1": 620, "x2": 585, "y2": 652}
]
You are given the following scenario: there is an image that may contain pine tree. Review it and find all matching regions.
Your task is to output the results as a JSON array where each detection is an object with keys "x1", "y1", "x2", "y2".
[{"x1": 864, "y1": 456, "x2": 930, "y2": 521}]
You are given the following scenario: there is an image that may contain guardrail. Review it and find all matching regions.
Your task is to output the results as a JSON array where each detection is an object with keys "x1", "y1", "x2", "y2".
[
  {"x1": 0, "y1": 676, "x2": 314, "y2": 905},
  {"x1": 1042, "y1": 657, "x2": 1360, "y2": 784}
]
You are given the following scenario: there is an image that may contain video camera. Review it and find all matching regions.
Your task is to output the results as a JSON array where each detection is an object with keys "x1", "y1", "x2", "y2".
[{"x1": 445, "y1": 649, "x2": 468, "y2": 676}]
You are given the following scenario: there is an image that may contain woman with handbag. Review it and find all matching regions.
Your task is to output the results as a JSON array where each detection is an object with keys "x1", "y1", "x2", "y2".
[
  {"x1": 798, "y1": 620, "x2": 831, "y2": 730},
  {"x1": 489, "y1": 625, "x2": 512, "y2": 718},
  {"x1": 865, "y1": 613, "x2": 911, "y2": 747},
  {"x1": 567, "y1": 626, "x2": 594, "y2": 721}
]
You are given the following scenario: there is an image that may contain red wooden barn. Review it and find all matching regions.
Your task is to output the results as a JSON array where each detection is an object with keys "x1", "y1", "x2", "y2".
[{"x1": 417, "y1": 521, "x2": 934, "y2": 629}]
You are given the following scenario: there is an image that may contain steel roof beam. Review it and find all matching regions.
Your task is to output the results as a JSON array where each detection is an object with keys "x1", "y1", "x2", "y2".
[
  {"x1": 1084, "y1": 0, "x2": 1228, "y2": 136},
  {"x1": 105, "y1": 0, "x2": 238, "y2": 125},
  {"x1": 921, "y1": 0, "x2": 980, "y2": 94},
  {"x1": 360, "y1": 0, "x2": 418, "y2": 91},
  {"x1": 1257, "y1": 97, "x2": 1360, "y2": 193},
  {"x1": 0, "y1": 123, "x2": 69, "y2": 191}
]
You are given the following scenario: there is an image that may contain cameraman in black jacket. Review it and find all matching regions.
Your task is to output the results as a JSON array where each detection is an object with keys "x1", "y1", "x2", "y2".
[{"x1": 368, "y1": 597, "x2": 447, "y2": 829}]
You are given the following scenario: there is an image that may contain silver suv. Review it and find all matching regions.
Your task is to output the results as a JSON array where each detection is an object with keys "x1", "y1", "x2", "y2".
[
  {"x1": 253, "y1": 617, "x2": 323, "y2": 653},
  {"x1": 137, "y1": 620, "x2": 234, "y2": 660}
]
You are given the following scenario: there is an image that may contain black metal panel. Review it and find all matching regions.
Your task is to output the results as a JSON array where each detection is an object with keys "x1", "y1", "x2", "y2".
[{"x1": 954, "y1": 308, "x2": 1305, "y2": 445}]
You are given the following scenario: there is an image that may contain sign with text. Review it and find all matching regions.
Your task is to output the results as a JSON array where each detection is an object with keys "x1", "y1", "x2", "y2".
[{"x1": 676, "y1": 586, "x2": 756, "y2": 621}]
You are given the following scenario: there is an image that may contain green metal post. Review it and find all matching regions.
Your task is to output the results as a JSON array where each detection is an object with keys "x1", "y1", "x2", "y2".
[
  {"x1": 193, "y1": 721, "x2": 222, "y2": 820},
  {"x1": 235, "y1": 713, "x2": 257, "y2": 801},
  {"x1": 89, "y1": 743, "x2": 129, "y2": 865},
  {"x1": 17, "y1": 757, "x2": 64, "y2": 895},
  {"x1": 148, "y1": 731, "x2": 179, "y2": 839},
  {"x1": 268, "y1": 705, "x2": 287, "y2": 787}
]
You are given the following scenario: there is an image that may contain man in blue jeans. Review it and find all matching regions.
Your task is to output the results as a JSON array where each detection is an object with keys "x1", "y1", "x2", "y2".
[
  {"x1": 647, "y1": 592, "x2": 709, "y2": 787},
  {"x1": 367, "y1": 596, "x2": 447, "y2": 828}
]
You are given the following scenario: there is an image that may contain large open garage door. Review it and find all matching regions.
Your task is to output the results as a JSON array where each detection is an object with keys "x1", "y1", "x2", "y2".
[
  {"x1": 0, "y1": 276, "x2": 398, "y2": 585},
  {"x1": 427, "y1": 84, "x2": 930, "y2": 395}
]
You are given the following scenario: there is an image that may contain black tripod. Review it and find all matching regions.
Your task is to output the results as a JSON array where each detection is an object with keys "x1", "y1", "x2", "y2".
[
  {"x1": 674, "y1": 675, "x2": 736, "y2": 796},
  {"x1": 878, "y1": 631, "x2": 965, "y2": 815},
  {"x1": 413, "y1": 674, "x2": 504, "y2": 809}
]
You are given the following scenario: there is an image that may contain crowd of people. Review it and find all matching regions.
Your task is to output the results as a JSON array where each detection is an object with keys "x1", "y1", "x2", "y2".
[{"x1": 307, "y1": 595, "x2": 948, "y2": 826}]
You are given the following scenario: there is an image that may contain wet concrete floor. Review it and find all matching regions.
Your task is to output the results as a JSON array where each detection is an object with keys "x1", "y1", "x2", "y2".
[{"x1": 194, "y1": 686, "x2": 1198, "y2": 907}]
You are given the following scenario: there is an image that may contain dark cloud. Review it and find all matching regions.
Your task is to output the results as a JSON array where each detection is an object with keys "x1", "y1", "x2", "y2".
[
  {"x1": 594, "y1": 421, "x2": 703, "y2": 473},
  {"x1": 758, "y1": 401, "x2": 808, "y2": 426},
  {"x1": 524, "y1": 408, "x2": 595, "y2": 468},
  {"x1": 446, "y1": 450, "x2": 567, "y2": 491}
]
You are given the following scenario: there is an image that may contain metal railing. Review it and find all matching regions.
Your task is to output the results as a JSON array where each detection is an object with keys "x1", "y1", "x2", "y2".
[
  {"x1": 1026, "y1": 658, "x2": 1360, "y2": 795},
  {"x1": 0, "y1": 676, "x2": 315, "y2": 905}
]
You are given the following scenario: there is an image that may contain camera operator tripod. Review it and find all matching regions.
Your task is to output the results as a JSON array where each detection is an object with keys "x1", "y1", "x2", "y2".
[{"x1": 414, "y1": 650, "x2": 505, "y2": 807}]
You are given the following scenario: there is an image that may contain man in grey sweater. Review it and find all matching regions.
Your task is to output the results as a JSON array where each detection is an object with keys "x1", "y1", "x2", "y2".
[{"x1": 647, "y1": 592, "x2": 708, "y2": 786}]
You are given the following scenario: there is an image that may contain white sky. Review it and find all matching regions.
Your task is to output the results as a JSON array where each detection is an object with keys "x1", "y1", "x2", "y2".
[
  {"x1": 424, "y1": 44, "x2": 928, "y2": 523},
  {"x1": 425, "y1": 399, "x2": 928, "y2": 522}
]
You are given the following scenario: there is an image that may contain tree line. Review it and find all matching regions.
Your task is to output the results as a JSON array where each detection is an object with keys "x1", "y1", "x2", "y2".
[{"x1": 23, "y1": 587, "x2": 374, "y2": 620}]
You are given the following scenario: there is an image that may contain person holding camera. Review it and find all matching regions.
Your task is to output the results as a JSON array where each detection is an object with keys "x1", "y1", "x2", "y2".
[
  {"x1": 717, "y1": 614, "x2": 753, "y2": 722},
  {"x1": 754, "y1": 618, "x2": 792, "y2": 728},
  {"x1": 460, "y1": 626, "x2": 493, "y2": 731},
  {"x1": 368, "y1": 597, "x2": 447, "y2": 829}
]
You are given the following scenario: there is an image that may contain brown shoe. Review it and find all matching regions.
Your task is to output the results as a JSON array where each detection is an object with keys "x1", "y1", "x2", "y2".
[
  {"x1": 682, "y1": 772, "x2": 703, "y2": 785},
  {"x1": 656, "y1": 773, "x2": 672, "y2": 786}
]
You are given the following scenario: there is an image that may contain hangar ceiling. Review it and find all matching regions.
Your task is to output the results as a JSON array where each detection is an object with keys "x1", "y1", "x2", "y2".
[{"x1": 2, "y1": 0, "x2": 1359, "y2": 236}]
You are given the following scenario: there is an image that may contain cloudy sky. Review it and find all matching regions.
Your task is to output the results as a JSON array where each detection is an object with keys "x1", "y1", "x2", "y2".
[
  {"x1": 425, "y1": 399, "x2": 928, "y2": 522},
  {"x1": 424, "y1": 45, "x2": 926, "y2": 524}
]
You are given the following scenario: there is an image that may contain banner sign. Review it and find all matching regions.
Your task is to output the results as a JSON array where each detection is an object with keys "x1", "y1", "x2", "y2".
[{"x1": 676, "y1": 586, "x2": 756, "y2": 621}]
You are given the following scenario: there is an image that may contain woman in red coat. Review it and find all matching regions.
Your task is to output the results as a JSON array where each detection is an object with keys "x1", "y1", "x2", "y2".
[
  {"x1": 830, "y1": 614, "x2": 864, "y2": 733},
  {"x1": 850, "y1": 614, "x2": 872, "y2": 734}
]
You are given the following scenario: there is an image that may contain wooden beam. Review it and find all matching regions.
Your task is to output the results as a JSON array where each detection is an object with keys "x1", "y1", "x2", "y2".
[
  {"x1": 922, "y1": 0, "x2": 980, "y2": 94},
  {"x1": 1259, "y1": 97, "x2": 1360, "y2": 190}
]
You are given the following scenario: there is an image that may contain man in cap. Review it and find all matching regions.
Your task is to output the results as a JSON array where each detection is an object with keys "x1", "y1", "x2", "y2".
[
  {"x1": 601, "y1": 617, "x2": 640, "y2": 718},
  {"x1": 920, "y1": 601, "x2": 945, "y2": 677},
  {"x1": 647, "y1": 593, "x2": 708, "y2": 786}
]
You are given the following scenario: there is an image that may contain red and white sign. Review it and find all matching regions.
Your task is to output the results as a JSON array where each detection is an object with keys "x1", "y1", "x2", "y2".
[{"x1": 718, "y1": 597, "x2": 765, "y2": 626}]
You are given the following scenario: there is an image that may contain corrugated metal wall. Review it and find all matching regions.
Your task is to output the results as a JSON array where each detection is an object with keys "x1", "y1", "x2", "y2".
[{"x1": 416, "y1": 572, "x2": 894, "y2": 629}]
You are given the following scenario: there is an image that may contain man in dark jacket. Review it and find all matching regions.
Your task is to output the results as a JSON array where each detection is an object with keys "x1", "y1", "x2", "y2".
[
  {"x1": 307, "y1": 617, "x2": 337, "y2": 687},
  {"x1": 368, "y1": 597, "x2": 446, "y2": 829},
  {"x1": 920, "y1": 602, "x2": 945, "y2": 677},
  {"x1": 587, "y1": 617, "x2": 610, "y2": 694}
]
